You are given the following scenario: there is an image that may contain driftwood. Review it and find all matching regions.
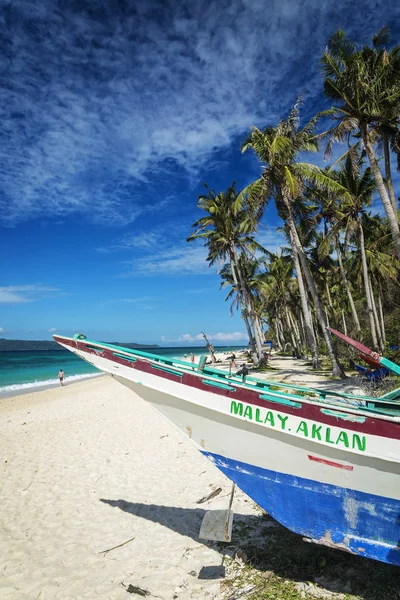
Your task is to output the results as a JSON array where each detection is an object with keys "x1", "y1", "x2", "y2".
[
  {"x1": 196, "y1": 487, "x2": 222, "y2": 504},
  {"x1": 125, "y1": 584, "x2": 150, "y2": 596},
  {"x1": 201, "y1": 332, "x2": 216, "y2": 363},
  {"x1": 98, "y1": 536, "x2": 135, "y2": 555}
]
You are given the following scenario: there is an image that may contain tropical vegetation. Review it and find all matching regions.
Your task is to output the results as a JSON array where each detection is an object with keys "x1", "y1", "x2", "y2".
[{"x1": 188, "y1": 27, "x2": 400, "y2": 374}]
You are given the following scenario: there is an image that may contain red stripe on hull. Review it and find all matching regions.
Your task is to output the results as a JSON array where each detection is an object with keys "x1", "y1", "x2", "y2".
[
  {"x1": 308, "y1": 455, "x2": 354, "y2": 471},
  {"x1": 54, "y1": 337, "x2": 400, "y2": 441}
]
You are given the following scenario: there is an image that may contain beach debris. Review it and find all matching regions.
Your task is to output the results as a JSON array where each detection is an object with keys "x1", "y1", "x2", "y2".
[
  {"x1": 159, "y1": 434, "x2": 169, "y2": 439},
  {"x1": 98, "y1": 535, "x2": 135, "y2": 555},
  {"x1": 196, "y1": 487, "x2": 222, "y2": 504},
  {"x1": 125, "y1": 584, "x2": 150, "y2": 596},
  {"x1": 226, "y1": 584, "x2": 256, "y2": 599},
  {"x1": 235, "y1": 549, "x2": 248, "y2": 563},
  {"x1": 198, "y1": 565, "x2": 226, "y2": 579}
]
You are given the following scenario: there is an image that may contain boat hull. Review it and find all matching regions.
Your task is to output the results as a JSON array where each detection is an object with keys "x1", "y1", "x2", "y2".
[
  {"x1": 114, "y1": 374, "x2": 400, "y2": 566},
  {"x1": 53, "y1": 336, "x2": 400, "y2": 566}
]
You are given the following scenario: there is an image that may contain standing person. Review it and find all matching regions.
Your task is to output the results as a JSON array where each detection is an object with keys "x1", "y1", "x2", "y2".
[
  {"x1": 236, "y1": 363, "x2": 249, "y2": 383},
  {"x1": 191, "y1": 352, "x2": 195, "y2": 364},
  {"x1": 58, "y1": 369, "x2": 65, "y2": 386}
]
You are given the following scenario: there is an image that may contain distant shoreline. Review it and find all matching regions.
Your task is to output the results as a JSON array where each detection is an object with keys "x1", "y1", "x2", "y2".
[{"x1": 0, "y1": 372, "x2": 104, "y2": 400}]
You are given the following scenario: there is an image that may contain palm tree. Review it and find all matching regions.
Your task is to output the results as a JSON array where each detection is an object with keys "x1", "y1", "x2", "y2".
[
  {"x1": 361, "y1": 214, "x2": 400, "y2": 348},
  {"x1": 187, "y1": 183, "x2": 265, "y2": 363},
  {"x1": 259, "y1": 252, "x2": 306, "y2": 357},
  {"x1": 311, "y1": 175, "x2": 362, "y2": 334},
  {"x1": 219, "y1": 256, "x2": 266, "y2": 354},
  {"x1": 240, "y1": 99, "x2": 347, "y2": 376},
  {"x1": 321, "y1": 26, "x2": 400, "y2": 260},
  {"x1": 328, "y1": 154, "x2": 381, "y2": 349}
]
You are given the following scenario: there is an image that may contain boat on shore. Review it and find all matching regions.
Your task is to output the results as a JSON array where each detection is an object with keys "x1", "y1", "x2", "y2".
[{"x1": 54, "y1": 333, "x2": 400, "y2": 566}]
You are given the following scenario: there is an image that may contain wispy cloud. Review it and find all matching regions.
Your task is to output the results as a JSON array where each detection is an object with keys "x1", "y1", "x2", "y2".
[
  {"x1": 48, "y1": 327, "x2": 57, "y2": 332},
  {"x1": 0, "y1": 285, "x2": 60, "y2": 304},
  {"x1": 1, "y1": 0, "x2": 392, "y2": 226},
  {"x1": 256, "y1": 229, "x2": 288, "y2": 255},
  {"x1": 96, "y1": 232, "x2": 165, "y2": 253},
  {"x1": 0, "y1": 327, "x2": 5, "y2": 333},
  {"x1": 125, "y1": 244, "x2": 212, "y2": 276}
]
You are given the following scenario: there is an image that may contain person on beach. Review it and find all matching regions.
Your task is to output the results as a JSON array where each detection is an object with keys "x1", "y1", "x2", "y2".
[
  {"x1": 58, "y1": 369, "x2": 65, "y2": 386},
  {"x1": 190, "y1": 352, "x2": 195, "y2": 364},
  {"x1": 236, "y1": 363, "x2": 249, "y2": 383}
]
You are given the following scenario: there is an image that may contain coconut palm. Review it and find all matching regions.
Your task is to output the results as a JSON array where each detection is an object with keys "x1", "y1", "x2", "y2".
[
  {"x1": 311, "y1": 177, "x2": 362, "y2": 334},
  {"x1": 187, "y1": 183, "x2": 265, "y2": 363},
  {"x1": 361, "y1": 214, "x2": 400, "y2": 348},
  {"x1": 239, "y1": 98, "x2": 347, "y2": 376},
  {"x1": 326, "y1": 154, "x2": 382, "y2": 349},
  {"x1": 259, "y1": 252, "x2": 306, "y2": 357},
  {"x1": 321, "y1": 26, "x2": 400, "y2": 259}
]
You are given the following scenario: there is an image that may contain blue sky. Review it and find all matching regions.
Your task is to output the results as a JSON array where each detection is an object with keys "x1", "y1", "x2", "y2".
[{"x1": 1, "y1": 0, "x2": 399, "y2": 345}]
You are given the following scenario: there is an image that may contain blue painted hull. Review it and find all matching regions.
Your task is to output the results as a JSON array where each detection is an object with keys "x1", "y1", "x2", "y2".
[{"x1": 204, "y1": 451, "x2": 400, "y2": 566}]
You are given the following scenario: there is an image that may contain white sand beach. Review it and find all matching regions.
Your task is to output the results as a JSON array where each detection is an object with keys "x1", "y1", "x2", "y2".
[{"x1": 0, "y1": 376, "x2": 259, "y2": 600}]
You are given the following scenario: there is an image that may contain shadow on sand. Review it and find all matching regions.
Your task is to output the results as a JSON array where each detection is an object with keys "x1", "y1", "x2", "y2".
[{"x1": 100, "y1": 499, "x2": 400, "y2": 599}]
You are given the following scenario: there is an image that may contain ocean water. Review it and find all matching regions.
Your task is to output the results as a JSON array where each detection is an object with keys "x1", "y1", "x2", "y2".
[{"x1": 0, "y1": 345, "x2": 246, "y2": 395}]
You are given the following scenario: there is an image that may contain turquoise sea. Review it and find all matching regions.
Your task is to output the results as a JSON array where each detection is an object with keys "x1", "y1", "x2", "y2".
[{"x1": 0, "y1": 345, "x2": 246, "y2": 396}]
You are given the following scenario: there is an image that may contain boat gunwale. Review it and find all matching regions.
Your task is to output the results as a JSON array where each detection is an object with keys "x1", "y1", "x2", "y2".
[{"x1": 53, "y1": 335, "x2": 400, "y2": 421}]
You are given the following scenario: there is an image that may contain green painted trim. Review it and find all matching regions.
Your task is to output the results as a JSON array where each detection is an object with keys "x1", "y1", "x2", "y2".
[
  {"x1": 152, "y1": 364, "x2": 182, "y2": 377},
  {"x1": 65, "y1": 336, "x2": 400, "y2": 413},
  {"x1": 320, "y1": 409, "x2": 366, "y2": 423},
  {"x1": 113, "y1": 352, "x2": 137, "y2": 362},
  {"x1": 260, "y1": 394, "x2": 302, "y2": 409},
  {"x1": 380, "y1": 357, "x2": 400, "y2": 375},
  {"x1": 363, "y1": 405, "x2": 400, "y2": 416},
  {"x1": 202, "y1": 379, "x2": 236, "y2": 391}
]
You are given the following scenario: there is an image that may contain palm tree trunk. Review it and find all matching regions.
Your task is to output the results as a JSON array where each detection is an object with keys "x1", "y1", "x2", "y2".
[
  {"x1": 288, "y1": 309, "x2": 303, "y2": 357},
  {"x1": 325, "y1": 280, "x2": 333, "y2": 310},
  {"x1": 285, "y1": 201, "x2": 345, "y2": 377},
  {"x1": 368, "y1": 274, "x2": 384, "y2": 352},
  {"x1": 231, "y1": 247, "x2": 263, "y2": 363},
  {"x1": 284, "y1": 307, "x2": 298, "y2": 355},
  {"x1": 361, "y1": 124, "x2": 400, "y2": 261},
  {"x1": 242, "y1": 309, "x2": 257, "y2": 357},
  {"x1": 358, "y1": 220, "x2": 378, "y2": 349},
  {"x1": 254, "y1": 313, "x2": 265, "y2": 350},
  {"x1": 298, "y1": 309, "x2": 308, "y2": 355},
  {"x1": 378, "y1": 290, "x2": 386, "y2": 348},
  {"x1": 335, "y1": 236, "x2": 361, "y2": 333},
  {"x1": 230, "y1": 257, "x2": 258, "y2": 363},
  {"x1": 383, "y1": 133, "x2": 398, "y2": 214},
  {"x1": 341, "y1": 309, "x2": 348, "y2": 336},
  {"x1": 290, "y1": 239, "x2": 321, "y2": 369},
  {"x1": 275, "y1": 313, "x2": 285, "y2": 349},
  {"x1": 324, "y1": 306, "x2": 330, "y2": 328}
]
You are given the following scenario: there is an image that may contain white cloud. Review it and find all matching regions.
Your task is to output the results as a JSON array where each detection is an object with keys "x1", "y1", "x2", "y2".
[
  {"x1": 256, "y1": 229, "x2": 288, "y2": 255},
  {"x1": 49, "y1": 327, "x2": 57, "y2": 332},
  {"x1": 123, "y1": 244, "x2": 212, "y2": 276},
  {"x1": 1, "y1": 0, "x2": 389, "y2": 225},
  {"x1": 96, "y1": 232, "x2": 165, "y2": 254},
  {"x1": 0, "y1": 327, "x2": 4, "y2": 333},
  {"x1": 163, "y1": 331, "x2": 248, "y2": 343},
  {"x1": 0, "y1": 285, "x2": 60, "y2": 304}
]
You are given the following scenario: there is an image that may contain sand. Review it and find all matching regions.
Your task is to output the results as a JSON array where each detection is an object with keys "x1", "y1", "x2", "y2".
[
  {"x1": 0, "y1": 376, "x2": 259, "y2": 600},
  {"x1": 0, "y1": 353, "x2": 365, "y2": 600}
]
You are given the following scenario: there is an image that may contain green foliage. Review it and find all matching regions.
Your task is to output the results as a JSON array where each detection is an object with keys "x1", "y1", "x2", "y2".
[{"x1": 187, "y1": 27, "x2": 400, "y2": 367}]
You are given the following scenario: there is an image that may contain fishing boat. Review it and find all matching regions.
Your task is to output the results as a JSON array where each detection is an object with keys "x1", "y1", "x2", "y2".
[{"x1": 54, "y1": 333, "x2": 400, "y2": 566}]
